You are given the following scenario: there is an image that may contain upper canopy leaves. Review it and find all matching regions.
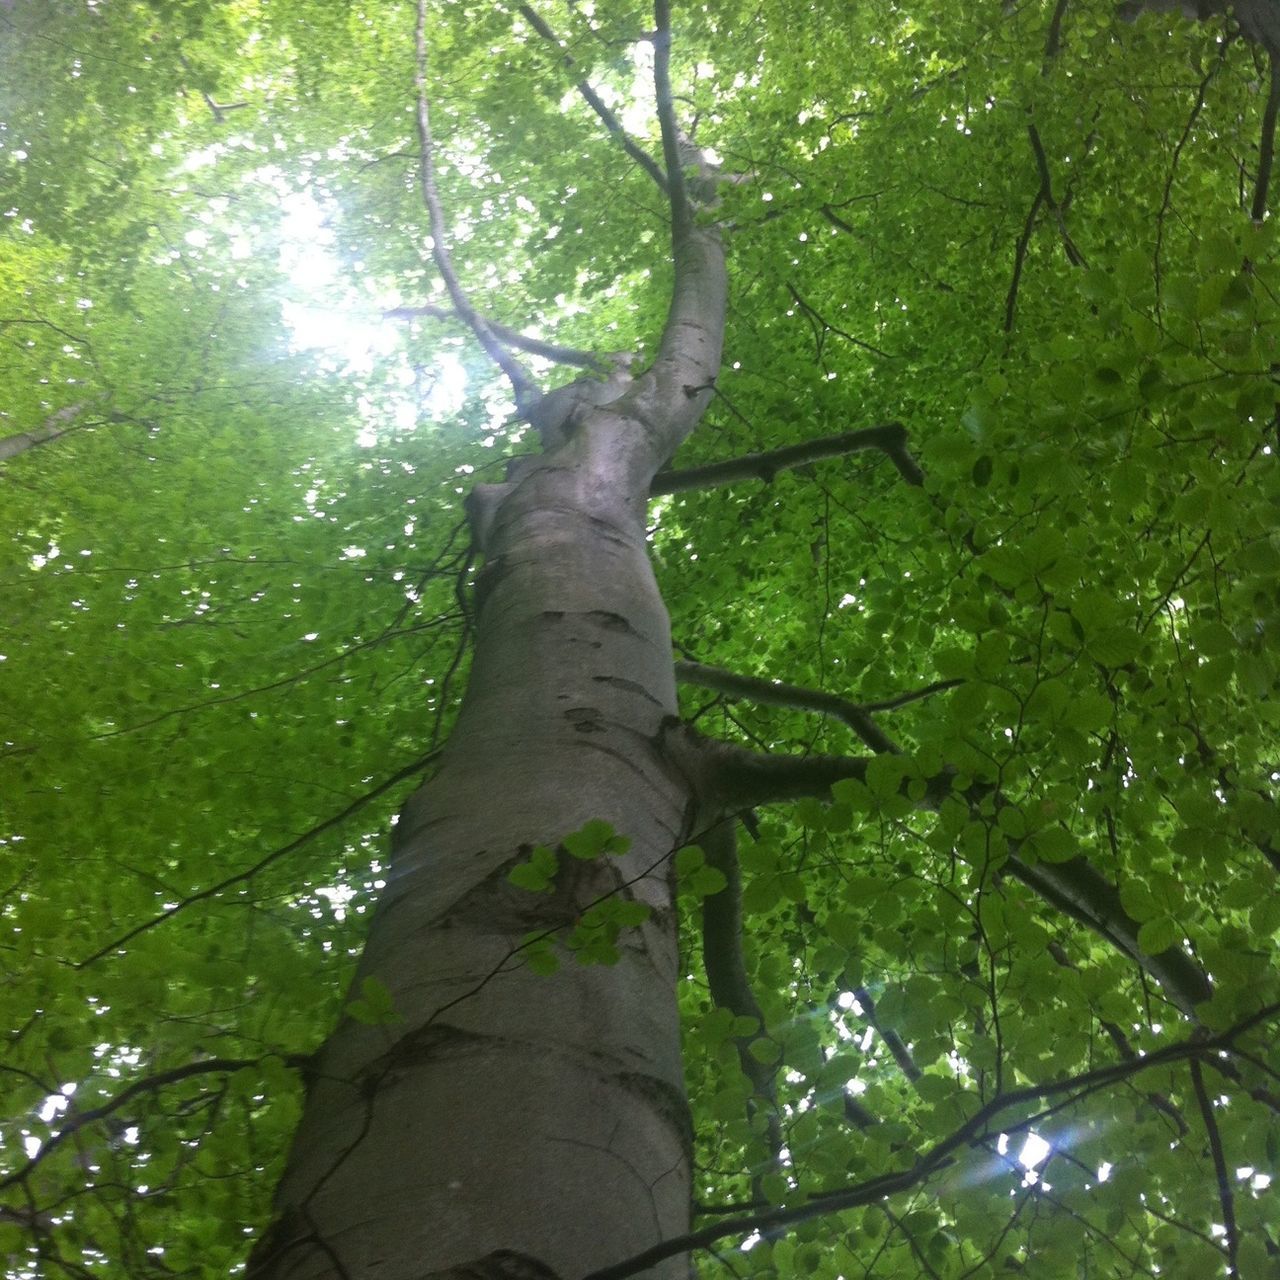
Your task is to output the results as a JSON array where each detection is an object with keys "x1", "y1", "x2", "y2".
[{"x1": 1, "y1": 1, "x2": 1277, "y2": 1276}]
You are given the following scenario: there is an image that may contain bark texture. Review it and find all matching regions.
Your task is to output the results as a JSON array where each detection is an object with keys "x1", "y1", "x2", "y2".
[{"x1": 250, "y1": 214, "x2": 726, "y2": 1279}]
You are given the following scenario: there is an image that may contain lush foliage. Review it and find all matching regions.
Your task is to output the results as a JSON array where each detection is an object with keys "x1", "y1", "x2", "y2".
[{"x1": 2, "y1": 0, "x2": 1277, "y2": 1276}]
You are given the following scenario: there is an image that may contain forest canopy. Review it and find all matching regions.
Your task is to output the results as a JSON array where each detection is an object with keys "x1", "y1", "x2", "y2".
[{"x1": 1, "y1": 1, "x2": 1278, "y2": 1278}]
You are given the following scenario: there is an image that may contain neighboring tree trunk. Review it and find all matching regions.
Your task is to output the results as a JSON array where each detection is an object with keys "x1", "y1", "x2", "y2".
[{"x1": 247, "y1": 194, "x2": 727, "y2": 1276}]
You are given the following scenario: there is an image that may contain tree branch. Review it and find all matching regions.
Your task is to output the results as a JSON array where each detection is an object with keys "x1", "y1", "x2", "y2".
[
  {"x1": 516, "y1": 3, "x2": 669, "y2": 194},
  {"x1": 612, "y1": 2, "x2": 727, "y2": 473},
  {"x1": 1004, "y1": 178, "x2": 1044, "y2": 333},
  {"x1": 580, "y1": 1004, "x2": 1280, "y2": 1280},
  {"x1": 1007, "y1": 854, "x2": 1212, "y2": 1015},
  {"x1": 1027, "y1": 124, "x2": 1086, "y2": 268},
  {"x1": 0, "y1": 402, "x2": 93, "y2": 462},
  {"x1": 701, "y1": 819, "x2": 782, "y2": 1160},
  {"x1": 1252, "y1": 52, "x2": 1280, "y2": 221},
  {"x1": 1118, "y1": 1, "x2": 1279, "y2": 53},
  {"x1": 77, "y1": 752, "x2": 438, "y2": 967},
  {"x1": 414, "y1": 0, "x2": 536, "y2": 408},
  {"x1": 1043, "y1": 0, "x2": 1072, "y2": 60},
  {"x1": 652, "y1": 0, "x2": 692, "y2": 233},
  {"x1": 853, "y1": 987, "x2": 922, "y2": 1082},
  {"x1": 651, "y1": 423, "x2": 923, "y2": 495},
  {"x1": 675, "y1": 658, "x2": 898, "y2": 753},
  {"x1": 659, "y1": 717, "x2": 877, "y2": 809},
  {"x1": 1190, "y1": 1057, "x2": 1239, "y2": 1277},
  {"x1": 659, "y1": 710, "x2": 1212, "y2": 1016},
  {"x1": 383, "y1": 306, "x2": 606, "y2": 369},
  {"x1": 0, "y1": 1054, "x2": 308, "y2": 1193}
]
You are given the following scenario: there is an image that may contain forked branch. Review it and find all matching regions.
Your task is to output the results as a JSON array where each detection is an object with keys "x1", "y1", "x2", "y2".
[
  {"x1": 651, "y1": 423, "x2": 923, "y2": 494},
  {"x1": 676, "y1": 658, "x2": 899, "y2": 753}
]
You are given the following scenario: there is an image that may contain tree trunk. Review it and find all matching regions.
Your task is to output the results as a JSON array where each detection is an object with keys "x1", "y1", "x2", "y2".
[{"x1": 249, "y1": 222, "x2": 726, "y2": 1279}]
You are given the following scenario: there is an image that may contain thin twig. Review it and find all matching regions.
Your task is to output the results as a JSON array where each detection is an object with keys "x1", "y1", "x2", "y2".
[
  {"x1": 1190, "y1": 1058, "x2": 1239, "y2": 1277},
  {"x1": 861, "y1": 678, "x2": 964, "y2": 713},
  {"x1": 77, "y1": 753, "x2": 437, "y2": 966},
  {"x1": 786, "y1": 283, "x2": 897, "y2": 359},
  {"x1": 1155, "y1": 44, "x2": 1228, "y2": 306}
]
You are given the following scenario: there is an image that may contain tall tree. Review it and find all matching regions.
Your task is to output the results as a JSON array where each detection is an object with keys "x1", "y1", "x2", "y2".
[{"x1": 1, "y1": 2, "x2": 1277, "y2": 1279}]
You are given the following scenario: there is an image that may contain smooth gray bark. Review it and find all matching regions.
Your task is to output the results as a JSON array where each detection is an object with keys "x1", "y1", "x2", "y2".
[{"x1": 250, "y1": 190, "x2": 725, "y2": 1276}]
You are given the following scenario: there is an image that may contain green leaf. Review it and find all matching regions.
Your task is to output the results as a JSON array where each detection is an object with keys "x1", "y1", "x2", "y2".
[
  {"x1": 1087, "y1": 626, "x2": 1140, "y2": 667},
  {"x1": 1116, "y1": 247, "x2": 1151, "y2": 294},
  {"x1": 612, "y1": 899, "x2": 652, "y2": 927},
  {"x1": 1136, "y1": 916, "x2": 1179, "y2": 955},
  {"x1": 524, "y1": 943, "x2": 560, "y2": 977},
  {"x1": 748, "y1": 1037, "x2": 781, "y2": 1065},
  {"x1": 563, "y1": 819, "x2": 629, "y2": 859},
  {"x1": 1031, "y1": 826, "x2": 1076, "y2": 863},
  {"x1": 346, "y1": 977, "x2": 403, "y2": 1026},
  {"x1": 674, "y1": 845, "x2": 705, "y2": 876},
  {"x1": 508, "y1": 843, "x2": 558, "y2": 892},
  {"x1": 865, "y1": 754, "x2": 910, "y2": 800},
  {"x1": 760, "y1": 1172, "x2": 790, "y2": 1205},
  {"x1": 824, "y1": 912, "x2": 863, "y2": 949},
  {"x1": 1193, "y1": 621, "x2": 1235, "y2": 657},
  {"x1": 688, "y1": 865, "x2": 729, "y2": 898},
  {"x1": 507, "y1": 862, "x2": 551, "y2": 891},
  {"x1": 1119, "y1": 882, "x2": 1158, "y2": 922},
  {"x1": 1197, "y1": 231, "x2": 1239, "y2": 274}
]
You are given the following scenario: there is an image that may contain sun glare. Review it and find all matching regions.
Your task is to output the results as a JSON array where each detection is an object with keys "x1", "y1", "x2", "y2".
[{"x1": 269, "y1": 189, "x2": 470, "y2": 435}]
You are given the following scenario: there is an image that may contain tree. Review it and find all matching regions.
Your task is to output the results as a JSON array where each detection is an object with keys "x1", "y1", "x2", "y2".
[{"x1": 1, "y1": 1, "x2": 1277, "y2": 1278}]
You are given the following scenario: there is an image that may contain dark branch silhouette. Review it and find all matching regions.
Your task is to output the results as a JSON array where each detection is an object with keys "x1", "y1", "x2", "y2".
[
  {"x1": 77, "y1": 752, "x2": 438, "y2": 967},
  {"x1": 516, "y1": 3, "x2": 669, "y2": 194},
  {"x1": 652, "y1": 423, "x2": 923, "y2": 494},
  {"x1": 676, "y1": 658, "x2": 899, "y2": 753},
  {"x1": 580, "y1": 1003, "x2": 1280, "y2": 1280},
  {"x1": 1252, "y1": 53, "x2": 1280, "y2": 221}
]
